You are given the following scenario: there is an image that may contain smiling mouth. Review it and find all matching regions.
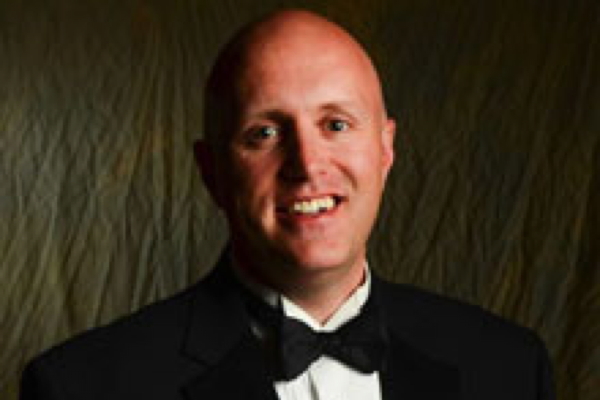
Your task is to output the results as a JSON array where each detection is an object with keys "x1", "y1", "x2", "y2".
[{"x1": 277, "y1": 195, "x2": 344, "y2": 216}]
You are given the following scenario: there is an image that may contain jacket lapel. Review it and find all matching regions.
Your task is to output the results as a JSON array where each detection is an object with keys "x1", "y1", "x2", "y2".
[
  {"x1": 379, "y1": 332, "x2": 460, "y2": 400},
  {"x1": 373, "y1": 275, "x2": 460, "y2": 400},
  {"x1": 182, "y1": 332, "x2": 279, "y2": 400},
  {"x1": 180, "y1": 255, "x2": 279, "y2": 400}
]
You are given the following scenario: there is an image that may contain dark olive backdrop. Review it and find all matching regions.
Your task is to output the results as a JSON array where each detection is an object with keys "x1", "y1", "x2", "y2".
[{"x1": 1, "y1": 0, "x2": 598, "y2": 399}]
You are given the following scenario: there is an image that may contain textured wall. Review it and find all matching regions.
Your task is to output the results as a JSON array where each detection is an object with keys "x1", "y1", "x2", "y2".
[{"x1": 1, "y1": 0, "x2": 599, "y2": 399}]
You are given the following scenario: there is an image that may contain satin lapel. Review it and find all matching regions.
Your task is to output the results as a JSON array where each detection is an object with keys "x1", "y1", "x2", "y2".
[
  {"x1": 182, "y1": 332, "x2": 279, "y2": 400},
  {"x1": 372, "y1": 275, "x2": 460, "y2": 400},
  {"x1": 379, "y1": 333, "x2": 460, "y2": 400},
  {"x1": 181, "y1": 254, "x2": 279, "y2": 400}
]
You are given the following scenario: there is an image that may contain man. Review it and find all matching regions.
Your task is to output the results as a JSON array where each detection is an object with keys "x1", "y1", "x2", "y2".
[{"x1": 21, "y1": 9, "x2": 554, "y2": 400}]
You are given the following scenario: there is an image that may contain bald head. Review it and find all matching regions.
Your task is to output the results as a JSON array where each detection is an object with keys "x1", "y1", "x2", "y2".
[{"x1": 203, "y1": 9, "x2": 387, "y2": 150}]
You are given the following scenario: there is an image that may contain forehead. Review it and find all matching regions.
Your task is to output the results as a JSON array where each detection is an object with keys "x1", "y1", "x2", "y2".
[{"x1": 232, "y1": 30, "x2": 382, "y2": 117}]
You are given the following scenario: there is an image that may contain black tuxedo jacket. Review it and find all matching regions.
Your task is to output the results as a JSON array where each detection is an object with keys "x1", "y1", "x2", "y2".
[{"x1": 21, "y1": 256, "x2": 554, "y2": 400}]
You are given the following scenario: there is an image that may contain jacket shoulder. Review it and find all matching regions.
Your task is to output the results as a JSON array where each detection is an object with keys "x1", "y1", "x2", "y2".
[
  {"x1": 22, "y1": 280, "x2": 208, "y2": 399},
  {"x1": 377, "y1": 280, "x2": 554, "y2": 399},
  {"x1": 46, "y1": 282, "x2": 198, "y2": 358},
  {"x1": 378, "y1": 279, "x2": 547, "y2": 368}
]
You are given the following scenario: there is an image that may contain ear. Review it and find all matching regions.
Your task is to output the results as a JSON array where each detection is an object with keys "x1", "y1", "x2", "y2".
[
  {"x1": 194, "y1": 140, "x2": 225, "y2": 208},
  {"x1": 381, "y1": 118, "x2": 396, "y2": 181}
]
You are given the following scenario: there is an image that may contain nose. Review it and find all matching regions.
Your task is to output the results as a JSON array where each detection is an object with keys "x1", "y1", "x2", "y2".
[{"x1": 279, "y1": 121, "x2": 327, "y2": 182}]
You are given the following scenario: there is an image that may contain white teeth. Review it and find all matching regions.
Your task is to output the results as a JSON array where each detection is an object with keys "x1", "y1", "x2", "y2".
[{"x1": 289, "y1": 196, "x2": 336, "y2": 215}]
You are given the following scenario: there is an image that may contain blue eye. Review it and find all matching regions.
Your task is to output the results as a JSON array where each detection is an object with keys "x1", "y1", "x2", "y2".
[
  {"x1": 327, "y1": 119, "x2": 349, "y2": 132},
  {"x1": 241, "y1": 125, "x2": 280, "y2": 148},
  {"x1": 256, "y1": 125, "x2": 279, "y2": 139}
]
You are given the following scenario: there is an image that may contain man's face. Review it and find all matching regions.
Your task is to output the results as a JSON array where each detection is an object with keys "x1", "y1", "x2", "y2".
[{"x1": 204, "y1": 30, "x2": 395, "y2": 284}]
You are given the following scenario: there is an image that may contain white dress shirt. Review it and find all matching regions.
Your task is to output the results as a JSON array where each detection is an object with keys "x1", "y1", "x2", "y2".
[{"x1": 234, "y1": 264, "x2": 383, "y2": 400}]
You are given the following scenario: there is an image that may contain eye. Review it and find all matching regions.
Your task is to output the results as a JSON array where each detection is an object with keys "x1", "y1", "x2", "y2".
[
  {"x1": 326, "y1": 119, "x2": 350, "y2": 132},
  {"x1": 255, "y1": 125, "x2": 279, "y2": 139},
  {"x1": 246, "y1": 125, "x2": 279, "y2": 145}
]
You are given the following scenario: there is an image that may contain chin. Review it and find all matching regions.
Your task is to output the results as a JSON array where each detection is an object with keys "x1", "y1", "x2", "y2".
[{"x1": 275, "y1": 241, "x2": 356, "y2": 273}]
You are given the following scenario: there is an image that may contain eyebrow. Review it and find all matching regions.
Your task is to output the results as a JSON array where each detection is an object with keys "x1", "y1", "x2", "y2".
[
  {"x1": 241, "y1": 100, "x2": 369, "y2": 123},
  {"x1": 319, "y1": 101, "x2": 369, "y2": 121}
]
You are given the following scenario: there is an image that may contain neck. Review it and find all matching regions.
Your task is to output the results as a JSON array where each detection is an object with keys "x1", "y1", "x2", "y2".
[
  {"x1": 232, "y1": 250, "x2": 366, "y2": 325},
  {"x1": 282, "y1": 266, "x2": 366, "y2": 324}
]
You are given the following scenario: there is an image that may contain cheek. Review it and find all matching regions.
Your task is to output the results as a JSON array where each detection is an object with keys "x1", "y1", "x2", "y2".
[
  {"x1": 230, "y1": 154, "x2": 279, "y2": 211},
  {"x1": 344, "y1": 140, "x2": 386, "y2": 186}
]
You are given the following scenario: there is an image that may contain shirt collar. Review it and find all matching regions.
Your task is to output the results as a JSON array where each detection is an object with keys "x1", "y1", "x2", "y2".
[{"x1": 232, "y1": 257, "x2": 371, "y2": 332}]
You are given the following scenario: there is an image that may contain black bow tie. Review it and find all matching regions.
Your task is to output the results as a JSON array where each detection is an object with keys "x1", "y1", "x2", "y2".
[{"x1": 244, "y1": 289, "x2": 388, "y2": 381}]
